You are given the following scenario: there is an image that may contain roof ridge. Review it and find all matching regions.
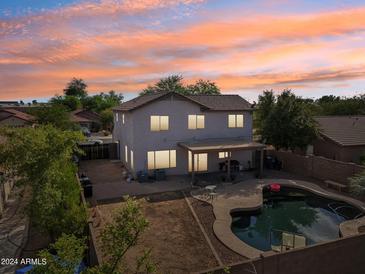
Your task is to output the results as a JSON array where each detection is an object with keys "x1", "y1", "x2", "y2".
[
  {"x1": 187, "y1": 94, "x2": 239, "y2": 96},
  {"x1": 315, "y1": 115, "x2": 365, "y2": 118}
]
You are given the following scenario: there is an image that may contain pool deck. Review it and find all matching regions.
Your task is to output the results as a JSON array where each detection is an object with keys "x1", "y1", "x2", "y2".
[{"x1": 191, "y1": 178, "x2": 365, "y2": 259}]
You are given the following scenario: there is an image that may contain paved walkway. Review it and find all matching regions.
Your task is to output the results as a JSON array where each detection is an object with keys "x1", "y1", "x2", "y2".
[
  {"x1": 80, "y1": 160, "x2": 191, "y2": 202},
  {"x1": 192, "y1": 178, "x2": 365, "y2": 259},
  {"x1": 0, "y1": 186, "x2": 30, "y2": 274}
]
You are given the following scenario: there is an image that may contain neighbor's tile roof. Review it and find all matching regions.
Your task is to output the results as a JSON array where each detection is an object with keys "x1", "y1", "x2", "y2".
[
  {"x1": 70, "y1": 109, "x2": 100, "y2": 123},
  {"x1": 0, "y1": 108, "x2": 35, "y2": 122},
  {"x1": 114, "y1": 92, "x2": 252, "y2": 111},
  {"x1": 315, "y1": 116, "x2": 365, "y2": 146}
]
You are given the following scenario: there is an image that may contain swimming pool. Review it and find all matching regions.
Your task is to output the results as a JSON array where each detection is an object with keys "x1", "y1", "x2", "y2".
[{"x1": 231, "y1": 186, "x2": 364, "y2": 252}]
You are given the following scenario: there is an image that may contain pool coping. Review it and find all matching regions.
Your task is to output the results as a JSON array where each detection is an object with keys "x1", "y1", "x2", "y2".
[{"x1": 191, "y1": 178, "x2": 365, "y2": 259}]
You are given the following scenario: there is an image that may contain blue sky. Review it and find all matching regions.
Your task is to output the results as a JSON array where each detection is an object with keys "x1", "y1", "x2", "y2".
[{"x1": 1, "y1": 0, "x2": 365, "y2": 102}]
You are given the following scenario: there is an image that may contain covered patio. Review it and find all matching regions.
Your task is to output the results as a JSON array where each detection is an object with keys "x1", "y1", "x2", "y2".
[{"x1": 178, "y1": 138, "x2": 266, "y2": 183}]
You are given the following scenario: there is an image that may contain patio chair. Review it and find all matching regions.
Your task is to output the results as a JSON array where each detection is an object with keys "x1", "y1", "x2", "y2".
[{"x1": 207, "y1": 192, "x2": 218, "y2": 202}]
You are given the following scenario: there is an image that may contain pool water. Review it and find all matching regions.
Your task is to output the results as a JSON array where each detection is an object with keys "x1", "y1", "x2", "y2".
[{"x1": 231, "y1": 186, "x2": 363, "y2": 251}]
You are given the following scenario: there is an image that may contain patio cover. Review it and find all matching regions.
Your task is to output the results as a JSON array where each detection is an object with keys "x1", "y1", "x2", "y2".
[
  {"x1": 178, "y1": 138, "x2": 266, "y2": 183},
  {"x1": 178, "y1": 139, "x2": 266, "y2": 153}
]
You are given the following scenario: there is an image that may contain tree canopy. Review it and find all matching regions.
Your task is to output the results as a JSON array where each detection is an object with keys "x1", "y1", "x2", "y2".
[
  {"x1": 53, "y1": 79, "x2": 123, "y2": 115},
  {"x1": 32, "y1": 234, "x2": 87, "y2": 274},
  {"x1": 81, "y1": 90, "x2": 123, "y2": 113},
  {"x1": 63, "y1": 78, "x2": 88, "y2": 98},
  {"x1": 0, "y1": 126, "x2": 86, "y2": 240},
  {"x1": 32, "y1": 104, "x2": 77, "y2": 130},
  {"x1": 294, "y1": 94, "x2": 365, "y2": 116},
  {"x1": 256, "y1": 89, "x2": 319, "y2": 150},
  {"x1": 88, "y1": 198, "x2": 156, "y2": 274},
  {"x1": 51, "y1": 95, "x2": 81, "y2": 111},
  {"x1": 100, "y1": 109, "x2": 114, "y2": 131},
  {"x1": 140, "y1": 75, "x2": 221, "y2": 96},
  {"x1": 186, "y1": 79, "x2": 221, "y2": 95}
]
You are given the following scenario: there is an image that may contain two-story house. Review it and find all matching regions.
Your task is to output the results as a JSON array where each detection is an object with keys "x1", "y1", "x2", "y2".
[{"x1": 112, "y1": 92, "x2": 265, "y2": 181}]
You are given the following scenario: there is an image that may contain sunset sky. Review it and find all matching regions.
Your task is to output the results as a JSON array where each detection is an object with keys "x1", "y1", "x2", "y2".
[{"x1": 1, "y1": 0, "x2": 365, "y2": 102}]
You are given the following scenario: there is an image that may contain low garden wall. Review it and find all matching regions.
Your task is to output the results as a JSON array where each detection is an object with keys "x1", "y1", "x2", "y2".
[
  {"x1": 200, "y1": 232, "x2": 365, "y2": 274},
  {"x1": 268, "y1": 150, "x2": 365, "y2": 185},
  {"x1": 77, "y1": 174, "x2": 102, "y2": 267}
]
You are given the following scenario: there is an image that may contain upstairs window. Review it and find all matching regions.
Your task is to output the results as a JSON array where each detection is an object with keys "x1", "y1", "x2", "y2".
[
  {"x1": 218, "y1": 151, "x2": 231, "y2": 159},
  {"x1": 150, "y1": 115, "x2": 169, "y2": 131},
  {"x1": 228, "y1": 114, "x2": 244, "y2": 128},
  {"x1": 188, "y1": 115, "x2": 205, "y2": 129}
]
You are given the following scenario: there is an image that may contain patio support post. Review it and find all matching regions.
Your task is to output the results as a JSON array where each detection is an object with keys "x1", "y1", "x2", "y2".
[
  {"x1": 259, "y1": 149, "x2": 264, "y2": 178},
  {"x1": 191, "y1": 151, "x2": 195, "y2": 184}
]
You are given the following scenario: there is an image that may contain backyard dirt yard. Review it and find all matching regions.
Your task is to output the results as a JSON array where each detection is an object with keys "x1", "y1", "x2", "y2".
[
  {"x1": 189, "y1": 197, "x2": 247, "y2": 265},
  {"x1": 94, "y1": 192, "x2": 219, "y2": 274}
]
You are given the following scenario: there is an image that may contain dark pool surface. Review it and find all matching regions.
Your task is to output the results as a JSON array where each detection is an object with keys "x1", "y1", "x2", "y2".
[{"x1": 231, "y1": 186, "x2": 363, "y2": 251}]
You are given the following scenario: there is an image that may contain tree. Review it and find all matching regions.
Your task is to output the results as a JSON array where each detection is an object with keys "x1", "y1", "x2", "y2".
[
  {"x1": 64, "y1": 78, "x2": 88, "y2": 98},
  {"x1": 140, "y1": 75, "x2": 222, "y2": 96},
  {"x1": 315, "y1": 94, "x2": 365, "y2": 115},
  {"x1": 349, "y1": 171, "x2": 365, "y2": 196},
  {"x1": 100, "y1": 109, "x2": 114, "y2": 131},
  {"x1": 21, "y1": 178, "x2": 155, "y2": 274},
  {"x1": 51, "y1": 95, "x2": 81, "y2": 111},
  {"x1": 140, "y1": 75, "x2": 186, "y2": 95},
  {"x1": 32, "y1": 105, "x2": 77, "y2": 130},
  {"x1": 31, "y1": 234, "x2": 86, "y2": 274},
  {"x1": 186, "y1": 79, "x2": 221, "y2": 95},
  {"x1": 255, "y1": 90, "x2": 275, "y2": 133},
  {"x1": 95, "y1": 198, "x2": 156, "y2": 274},
  {"x1": 0, "y1": 126, "x2": 86, "y2": 240},
  {"x1": 82, "y1": 91, "x2": 123, "y2": 113},
  {"x1": 257, "y1": 89, "x2": 319, "y2": 150}
]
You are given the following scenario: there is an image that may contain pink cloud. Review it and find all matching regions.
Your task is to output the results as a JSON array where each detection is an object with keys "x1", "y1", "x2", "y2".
[{"x1": 1, "y1": 3, "x2": 365, "y2": 100}]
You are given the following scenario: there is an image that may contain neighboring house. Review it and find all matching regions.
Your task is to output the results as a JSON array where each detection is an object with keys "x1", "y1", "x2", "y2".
[
  {"x1": 113, "y1": 92, "x2": 265, "y2": 179},
  {"x1": 0, "y1": 108, "x2": 35, "y2": 127},
  {"x1": 313, "y1": 116, "x2": 365, "y2": 164},
  {"x1": 0, "y1": 101, "x2": 19, "y2": 107},
  {"x1": 71, "y1": 109, "x2": 101, "y2": 131}
]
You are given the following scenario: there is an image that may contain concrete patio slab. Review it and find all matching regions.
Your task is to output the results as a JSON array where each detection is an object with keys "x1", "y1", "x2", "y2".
[{"x1": 80, "y1": 160, "x2": 191, "y2": 201}]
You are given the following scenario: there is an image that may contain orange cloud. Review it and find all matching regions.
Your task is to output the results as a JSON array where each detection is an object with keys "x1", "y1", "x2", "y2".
[{"x1": 1, "y1": 3, "x2": 365, "y2": 100}]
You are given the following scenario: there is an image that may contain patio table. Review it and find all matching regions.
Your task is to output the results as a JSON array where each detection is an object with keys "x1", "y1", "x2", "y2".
[{"x1": 205, "y1": 185, "x2": 217, "y2": 192}]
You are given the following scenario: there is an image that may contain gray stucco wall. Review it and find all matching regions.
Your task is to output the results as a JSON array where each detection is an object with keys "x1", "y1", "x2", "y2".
[{"x1": 113, "y1": 95, "x2": 253, "y2": 175}]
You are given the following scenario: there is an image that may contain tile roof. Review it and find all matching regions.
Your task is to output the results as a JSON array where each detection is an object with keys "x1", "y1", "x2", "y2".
[
  {"x1": 113, "y1": 92, "x2": 253, "y2": 111},
  {"x1": 0, "y1": 108, "x2": 35, "y2": 122},
  {"x1": 70, "y1": 109, "x2": 101, "y2": 123},
  {"x1": 315, "y1": 116, "x2": 365, "y2": 146},
  {"x1": 186, "y1": 94, "x2": 252, "y2": 111}
]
